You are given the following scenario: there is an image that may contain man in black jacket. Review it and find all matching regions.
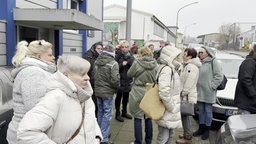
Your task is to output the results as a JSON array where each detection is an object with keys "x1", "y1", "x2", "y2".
[{"x1": 234, "y1": 43, "x2": 256, "y2": 114}]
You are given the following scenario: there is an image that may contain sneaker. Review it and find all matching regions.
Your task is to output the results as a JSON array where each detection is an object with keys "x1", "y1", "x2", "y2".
[
  {"x1": 122, "y1": 113, "x2": 132, "y2": 119},
  {"x1": 115, "y1": 115, "x2": 124, "y2": 122}
]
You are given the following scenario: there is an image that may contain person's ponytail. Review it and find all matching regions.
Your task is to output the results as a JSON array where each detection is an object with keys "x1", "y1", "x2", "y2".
[{"x1": 12, "y1": 41, "x2": 29, "y2": 67}]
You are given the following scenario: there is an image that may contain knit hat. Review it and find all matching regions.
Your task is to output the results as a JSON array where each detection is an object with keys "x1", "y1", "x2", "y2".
[{"x1": 103, "y1": 44, "x2": 115, "y2": 57}]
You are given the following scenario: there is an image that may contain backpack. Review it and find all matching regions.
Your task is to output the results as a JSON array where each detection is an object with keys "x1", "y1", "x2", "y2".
[{"x1": 211, "y1": 59, "x2": 228, "y2": 90}]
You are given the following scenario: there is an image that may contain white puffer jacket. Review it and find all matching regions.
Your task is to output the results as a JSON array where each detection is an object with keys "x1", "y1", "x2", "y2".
[
  {"x1": 156, "y1": 46, "x2": 182, "y2": 129},
  {"x1": 17, "y1": 71, "x2": 102, "y2": 144}
]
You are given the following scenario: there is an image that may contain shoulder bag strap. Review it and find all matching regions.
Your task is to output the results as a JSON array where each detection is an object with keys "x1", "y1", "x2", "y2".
[
  {"x1": 65, "y1": 103, "x2": 85, "y2": 144},
  {"x1": 153, "y1": 65, "x2": 166, "y2": 87}
]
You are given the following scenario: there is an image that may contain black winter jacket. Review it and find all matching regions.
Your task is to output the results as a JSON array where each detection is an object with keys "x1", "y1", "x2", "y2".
[
  {"x1": 115, "y1": 50, "x2": 134, "y2": 92},
  {"x1": 84, "y1": 49, "x2": 99, "y2": 89},
  {"x1": 234, "y1": 54, "x2": 256, "y2": 113}
]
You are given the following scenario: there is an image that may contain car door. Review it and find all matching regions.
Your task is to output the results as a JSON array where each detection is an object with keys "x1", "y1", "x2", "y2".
[{"x1": 0, "y1": 68, "x2": 13, "y2": 144}]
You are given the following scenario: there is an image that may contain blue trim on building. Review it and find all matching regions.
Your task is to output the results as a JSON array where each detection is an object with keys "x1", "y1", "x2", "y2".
[
  {"x1": 55, "y1": 0, "x2": 63, "y2": 57},
  {"x1": 0, "y1": 0, "x2": 7, "y2": 20},
  {"x1": 79, "y1": 0, "x2": 88, "y2": 56},
  {"x1": 5, "y1": 0, "x2": 16, "y2": 66}
]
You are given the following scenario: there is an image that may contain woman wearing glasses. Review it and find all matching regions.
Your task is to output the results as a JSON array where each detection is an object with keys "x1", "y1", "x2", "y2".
[
  {"x1": 176, "y1": 48, "x2": 201, "y2": 144},
  {"x1": 7, "y1": 40, "x2": 56, "y2": 144}
]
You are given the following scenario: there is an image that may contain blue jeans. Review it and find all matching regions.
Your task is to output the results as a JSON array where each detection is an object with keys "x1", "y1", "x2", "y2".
[
  {"x1": 197, "y1": 101, "x2": 213, "y2": 127},
  {"x1": 97, "y1": 97, "x2": 114, "y2": 142},
  {"x1": 134, "y1": 117, "x2": 153, "y2": 144}
]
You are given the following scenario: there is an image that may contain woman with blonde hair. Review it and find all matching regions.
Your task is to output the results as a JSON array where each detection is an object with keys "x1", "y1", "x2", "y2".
[
  {"x1": 128, "y1": 47, "x2": 158, "y2": 144},
  {"x1": 7, "y1": 40, "x2": 56, "y2": 144},
  {"x1": 115, "y1": 40, "x2": 134, "y2": 122}
]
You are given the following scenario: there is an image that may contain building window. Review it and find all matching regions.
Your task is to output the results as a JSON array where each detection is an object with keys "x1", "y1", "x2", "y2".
[
  {"x1": 71, "y1": 0, "x2": 79, "y2": 10},
  {"x1": 63, "y1": 0, "x2": 79, "y2": 10},
  {"x1": 87, "y1": 30, "x2": 95, "y2": 38}
]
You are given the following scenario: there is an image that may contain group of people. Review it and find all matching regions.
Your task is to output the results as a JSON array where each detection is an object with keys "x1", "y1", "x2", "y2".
[{"x1": 6, "y1": 38, "x2": 256, "y2": 144}]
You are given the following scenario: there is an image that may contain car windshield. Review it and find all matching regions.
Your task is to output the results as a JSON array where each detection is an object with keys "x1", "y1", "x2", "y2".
[{"x1": 217, "y1": 58, "x2": 243, "y2": 79}]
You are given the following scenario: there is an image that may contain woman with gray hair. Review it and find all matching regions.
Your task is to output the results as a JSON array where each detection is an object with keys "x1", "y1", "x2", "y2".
[
  {"x1": 17, "y1": 55, "x2": 102, "y2": 144},
  {"x1": 7, "y1": 40, "x2": 56, "y2": 144}
]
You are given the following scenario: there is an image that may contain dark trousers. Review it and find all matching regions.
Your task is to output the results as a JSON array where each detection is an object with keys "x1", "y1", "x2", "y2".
[
  {"x1": 92, "y1": 94, "x2": 98, "y2": 117},
  {"x1": 115, "y1": 91, "x2": 129, "y2": 115},
  {"x1": 134, "y1": 117, "x2": 153, "y2": 144}
]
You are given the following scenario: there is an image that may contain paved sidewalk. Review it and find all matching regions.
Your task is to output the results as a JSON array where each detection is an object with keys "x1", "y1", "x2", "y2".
[{"x1": 109, "y1": 116, "x2": 216, "y2": 144}]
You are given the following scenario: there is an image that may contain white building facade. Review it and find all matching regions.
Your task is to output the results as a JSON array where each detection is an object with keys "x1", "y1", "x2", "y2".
[
  {"x1": 0, "y1": 0, "x2": 103, "y2": 66},
  {"x1": 104, "y1": 4, "x2": 176, "y2": 48}
]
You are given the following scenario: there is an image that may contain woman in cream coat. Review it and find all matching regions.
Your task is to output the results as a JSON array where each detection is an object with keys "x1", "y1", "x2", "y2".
[
  {"x1": 17, "y1": 55, "x2": 102, "y2": 144},
  {"x1": 176, "y1": 48, "x2": 202, "y2": 144},
  {"x1": 156, "y1": 45, "x2": 183, "y2": 144}
]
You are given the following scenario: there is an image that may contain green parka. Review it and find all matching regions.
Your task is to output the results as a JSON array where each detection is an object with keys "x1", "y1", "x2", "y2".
[
  {"x1": 94, "y1": 54, "x2": 120, "y2": 98},
  {"x1": 197, "y1": 47, "x2": 223, "y2": 103},
  {"x1": 127, "y1": 56, "x2": 158, "y2": 119}
]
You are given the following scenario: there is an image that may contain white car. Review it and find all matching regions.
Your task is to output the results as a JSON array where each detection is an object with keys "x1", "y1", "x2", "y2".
[{"x1": 213, "y1": 52, "x2": 245, "y2": 122}]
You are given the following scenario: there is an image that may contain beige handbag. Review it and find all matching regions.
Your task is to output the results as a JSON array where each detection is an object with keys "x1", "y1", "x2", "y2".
[{"x1": 139, "y1": 66, "x2": 166, "y2": 120}]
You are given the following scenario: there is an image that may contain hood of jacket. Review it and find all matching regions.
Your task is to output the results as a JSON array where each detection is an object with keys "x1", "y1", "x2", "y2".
[
  {"x1": 184, "y1": 57, "x2": 202, "y2": 68},
  {"x1": 137, "y1": 56, "x2": 157, "y2": 70},
  {"x1": 89, "y1": 45, "x2": 99, "y2": 57},
  {"x1": 94, "y1": 54, "x2": 115, "y2": 66},
  {"x1": 158, "y1": 45, "x2": 182, "y2": 67},
  {"x1": 11, "y1": 57, "x2": 56, "y2": 79},
  {"x1": 47, "y1": 71, "x2": 92, "y2": 103},
  {"x1": 201, "y1": 46, "x2": 216, "y2": 58}
]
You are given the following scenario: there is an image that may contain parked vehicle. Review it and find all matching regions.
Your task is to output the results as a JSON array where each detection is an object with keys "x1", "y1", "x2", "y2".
[
  {"x1": 213, "y1": 52, "x2": 244, "y2": 123},
  {"x1": 215, "y1": 114, "x2": 256, "y2": 144},
  {"x1": 0, "y1": 67, "x2": 13, "y2": 144}
]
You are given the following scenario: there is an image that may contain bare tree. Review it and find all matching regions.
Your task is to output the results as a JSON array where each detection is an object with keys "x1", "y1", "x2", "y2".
[{"x1": 219, "y1": 23, "x2": 241, "y2": 44}]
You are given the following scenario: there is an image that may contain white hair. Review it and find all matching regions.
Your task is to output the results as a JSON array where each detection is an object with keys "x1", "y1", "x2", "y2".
[
  {"x1": 57, "y1": 55, "x2": 90, "y2": 75},
  {"x1": 12, "y1": 40, "x2": 52, "y2": 67}
]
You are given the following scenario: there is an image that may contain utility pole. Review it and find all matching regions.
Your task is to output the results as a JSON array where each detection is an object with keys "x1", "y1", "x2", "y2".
[{"x1": 126, "y1": 0, "x2": 132, "y2": 48}]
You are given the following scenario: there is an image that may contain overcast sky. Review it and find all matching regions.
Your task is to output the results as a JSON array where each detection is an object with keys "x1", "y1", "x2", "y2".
[{"x1": 104, "y1": 0, "x2": 256, "y2": 37}]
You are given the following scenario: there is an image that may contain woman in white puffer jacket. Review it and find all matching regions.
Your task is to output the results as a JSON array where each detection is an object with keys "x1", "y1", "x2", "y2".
[
  {"x1": 156, "y1": 45, "x2": 183, "y2": 144},
  {"x1": 17, "y1": 55, "x2": 102, "y2": 144}
]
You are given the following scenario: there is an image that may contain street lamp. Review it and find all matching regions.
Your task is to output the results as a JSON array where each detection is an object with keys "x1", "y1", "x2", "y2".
[
  {"x1": 184, "y1": 23, "x2": 196, "y2": 45},
  {"x1": 175, "y1": 1, "x2": 199, "y2": 47}
]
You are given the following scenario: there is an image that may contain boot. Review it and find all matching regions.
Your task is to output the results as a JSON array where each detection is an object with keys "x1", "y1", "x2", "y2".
[
  {"x1": 115, "y1": 111, "x2": 124, "y2": 122},
  {"x1": 201, "y1": 126, "x2": 210, "y2": 140},
  {"x1": 122, "y1": 110, "x2": 132, "y2": 119},
  {"x1": 176, "y1": 134, "x2": 192, "y2": 144},
  {"x1": 193, "y1": 124, "x2": 205, "y2": 137},
  {"x1": 122, "y1": 113, "x2": 132, "y2": 119}
]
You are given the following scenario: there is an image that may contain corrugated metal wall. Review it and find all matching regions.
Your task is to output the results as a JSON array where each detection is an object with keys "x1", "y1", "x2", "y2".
[
  {"x1": 63, "y1": 32, "x2": 83, "y2": 57},
  {"x1": 0, "y1": 20, "x2": 6, "y2": 66}
]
